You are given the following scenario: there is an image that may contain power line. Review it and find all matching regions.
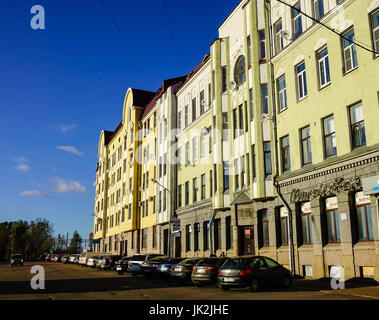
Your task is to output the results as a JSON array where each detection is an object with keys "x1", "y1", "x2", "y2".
[
  {"x1": 162, "y1": 0, "x2": 185, "y2": 75},
  {"x1": 270, "y1": 0, "x2": 379, "y2": 55},
  {"x1": 100, "y1": 0, "x2": 157, "y2": 86}
]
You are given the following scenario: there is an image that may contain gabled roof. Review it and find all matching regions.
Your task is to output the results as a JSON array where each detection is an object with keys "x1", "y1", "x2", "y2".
[
  {"x1": 130, "y1": 88, "x2": 156, "y2": 108},
  {"x1": 177, "y1": 54, "x2": 210, "y2": 92},
  {"x1": 231, "y1": 191, "x2": 253, "y2": 205},
  {"x1": 142, "y1": 76, "x2": 187, "y2": 119}
]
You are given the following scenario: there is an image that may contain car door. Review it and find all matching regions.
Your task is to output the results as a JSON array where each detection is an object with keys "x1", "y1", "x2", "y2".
[
  {"x1": 262, "y1": 257, "x2": 283, "y2": 285},
  {"x1": 251, "y1": 257, "x2": 271, "y2": 284}
]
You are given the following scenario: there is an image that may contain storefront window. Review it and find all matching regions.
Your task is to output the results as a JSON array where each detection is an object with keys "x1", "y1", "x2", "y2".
[
  {"x1": 325, "y1": 197, "x2": 340, "y2": 243},
  {"x1": 301, "y1": 202, "x2": 312, "y2": 244},
  {"x1": 355, "y1": 192, "x2": 374, "y2": 241}
]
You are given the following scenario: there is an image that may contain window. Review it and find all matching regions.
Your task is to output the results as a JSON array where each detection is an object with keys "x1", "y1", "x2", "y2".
[
  {"x1": 142, "y1": 228, "x2": 148, "y2": 249},
  {"x1": 185, "y1": 142, "x2": 190, "y2": 165},
  {"x1": 192, "y1": 137, "x2": 198, "y2": 163},
  {"x1": 350, "y1": 102, "x2": 366, "y2": 149},
  {"x1": 194, "y1": 223, "x2": 200, "y2": 251},
  {"x1": 128, "y1": 205, "x2": 131, "y2": 219},
  {"x1": 210, "y1": 170, "x2": 213, "y2": 197},
  {"x1": 186, "y1": 225, "x2": 191, "y2": 252},
  {"x1": 240, "y1": 156, "x2": 245, "y2": 187},
  {"x1": 317, "y1": 47, "x2": 330, "y2": 88},
  {"x1": 323, "y1": 115, "x2": 337, "y2": 158},
  {"x1": 279, "y1": 207, "x2": 289, "y2": 246},
  {"x1": 185, "y1": 181, "x2": 189, "y2": 205},
  {"x1": 325, "y1": 197, "x2": 340, "y2": 243},
  {"x1": 233, "y1": 108, "x2": 238, "y2": 138},
  {"x1": 249, "y1": 88, "x2": 254, "y2": 120},
  {"x1": 200, "y1": 134, "x2": 205, "y2": 158},
  {"x1": 296, "y1": 62, "x2": 308, "y2": 100},
  {"x1": 178, "y1": 111, "x2": 182, "y2": 130},
  {"x1": 192, "y1": 98, "x2": 197, "y2": 121},
  {"x1": 355, "y1": 192, "x2": 374, "y2": 241},
  {"x1": 193, "y1": 178, "x2": 198, "y2": 203},
  {"x1": 300, "y1": 126, "x2": 312, "y2": 165},
  {"x1": 247, "y1": 36, "x2": 252, "y2": 67},
  {"x1": 342, "y1": 28, "x2": 358, "y2": 73},
  {"x1": 234, "y1": 56, "x2": 246, "y2": 85},
  {"x1": 252, "y1": 145, "x2": 256, "y2": 180},
  {"x1": 259, "y1": 209, "x2": 269, "y2": 247},
  {"x1": 225, "y1": 216, "x2": 233, "y2": 250},
  {"x1": 223, "y1": 161, "x2": 230, "y2": 192},
  {"x1": 201, "y1": 174, "x2": 206, "y2": 200},
  {"x1": 158, "y1": 191, "x2": 162, "y2": 213},
  {"x1": 301, "y1": 202, "x2": 312, "y2": 244},
  {"x1": 274, "y1": 19, "x2": 284, "y2": 54},
  {"x1": 234, "y1": 158, "x2": 239, "y2": 190},
  {"x1": 178, "y1": 185, "x2": 182, "y2": 207},
  {"x1": 163, "y1": 153, "x2": 167, "y2": 176},
  {"x1": 244, "y1": 102, "x2": 248, "y2": 132},
  {"x1": 184, "y1": 105, "x2": 189, "y2": 127},
  {"x1": 371, "y1": 9, "x2": 379, "y2": 55},
  {"x1": 238, "y1": 104, "x2": 243, "y2": 133},
  {"x1": 203, "y1": 221, "x2": 209, "y2": 251},
  {"x1": 313, "y1": 0, "x2": 324, "y2": 20},
  {"x1": 200, "y1": 90, "x2": 205, "y2": 115},
  {"x1": 214, "y1": 219, "x2": 221, "y2": 250},
  {"x1": 222, "y1": 67, "x2": 227, "y2": 92},
  {"x1": 280, "y1": 135, "x2": 291, "y2": 172},
  {"x1": 163, "y1": 190, "x2": 166, "y2": 211},
  {"x1": 153, "y1": 225, "x2": 157, "y2": 248},
  {"x1": 261, "y1": 84, "x2": 269, "y2": 114},
  {"x1": 277, "y1": 75, "x2": 287, "y2": 111},
  {"x1": 292, "y1": 2, "x2": 303, "y2": 39},
  {"x1": 259, "y1": 31, "x2": 266, "y2": 60},
  {"x1": 264, "y1": 142, "x2": 272, "y2": 176}
]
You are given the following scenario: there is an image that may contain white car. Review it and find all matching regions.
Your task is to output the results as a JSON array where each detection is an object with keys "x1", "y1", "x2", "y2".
[
  {"x1": 79, "y1": 252, "x2": 102, "y2": 265},
  {"x1": 69, "y1": 254, "x2": 80, "y2": 264},
  {"x1": 86, "y1": 256, "x2": 100, "y2": 267}
]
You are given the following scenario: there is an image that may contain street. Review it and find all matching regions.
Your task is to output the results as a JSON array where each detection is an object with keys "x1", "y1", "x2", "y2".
[{"x1": 0, "y1": 262, "x2": 379, "y2": 300}]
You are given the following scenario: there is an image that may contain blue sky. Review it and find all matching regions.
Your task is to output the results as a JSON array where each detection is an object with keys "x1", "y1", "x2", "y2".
[{"x1": 0, "y1": 0, "x2": 240, "y2": 239}]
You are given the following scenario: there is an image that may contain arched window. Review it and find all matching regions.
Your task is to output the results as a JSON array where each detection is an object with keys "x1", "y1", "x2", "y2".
[{"x1": 234, "y1": 56, "x2": 246, "y2": 85}]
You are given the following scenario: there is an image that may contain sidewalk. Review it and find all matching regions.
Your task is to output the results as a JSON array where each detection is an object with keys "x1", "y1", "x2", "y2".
[{"x1": 294, "y1": 278, "x2": 379, "y2": 299}]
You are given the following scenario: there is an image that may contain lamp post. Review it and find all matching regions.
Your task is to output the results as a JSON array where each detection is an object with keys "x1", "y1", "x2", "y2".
[{"x1": 151, "y1": 178, "x2": 173, "y2": 257}]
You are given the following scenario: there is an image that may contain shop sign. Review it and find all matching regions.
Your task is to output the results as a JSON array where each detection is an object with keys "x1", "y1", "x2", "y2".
[{"x1": 290, "y1": 177, "x2": 361, "y2": 203}]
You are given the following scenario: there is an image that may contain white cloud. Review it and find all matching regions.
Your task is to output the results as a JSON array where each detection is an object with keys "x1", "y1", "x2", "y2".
[
  {"x1": 53, "y1": 178, "x2": 86, "y2": 194},
  {"x1": 13, "y1": 157, "x2": 31, "y2": 172},
  {"x1": 20, "y1": 190, "x2": 48, "y2": 197},
  {"x1": 56, "y1": 146, "x2": 83, "y2": 156},
  {"x1": 54, "y1": 123, "x2": 77, "y2": 133}
]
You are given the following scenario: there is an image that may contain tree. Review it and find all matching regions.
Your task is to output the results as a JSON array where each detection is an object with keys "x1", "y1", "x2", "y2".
[
  {"x1": 9, "y1": 220, "x2": 29, "y2": 256},
  {"x1": 68, "y1": 231, "x2": 82, "y2": 254},
  {"x1": 25, "y1": 219, "x2": 54, "y2": 259}
]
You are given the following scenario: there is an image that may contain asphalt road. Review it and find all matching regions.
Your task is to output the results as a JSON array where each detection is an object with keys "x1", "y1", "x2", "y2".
[{"x1": 0, "y1": 262, "x2": 378, "y2": 300}]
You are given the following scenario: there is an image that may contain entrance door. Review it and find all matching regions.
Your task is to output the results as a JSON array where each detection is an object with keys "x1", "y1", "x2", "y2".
[
  {"x1": 243, "y1": 227, "x2": 255, "y2": 255},
  {"x1": 174, "y1": 235, "x2": 181, "y2": 257},
  {"x1": 163, "y1": 229, "x2": 168, "y2": 255}
]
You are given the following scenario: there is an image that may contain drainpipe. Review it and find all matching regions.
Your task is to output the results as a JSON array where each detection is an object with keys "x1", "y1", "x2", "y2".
[{"x1": 265, "y1": 0, "x2": 295, "y2": 275}]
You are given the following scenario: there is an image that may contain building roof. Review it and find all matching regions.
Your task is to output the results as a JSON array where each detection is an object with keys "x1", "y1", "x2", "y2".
[
  {"x1": 141, "y1": 76, "x2": 187, "y2": 119},
  {"x1": 177, "y1": 54, "x2": 210, "y2": 93},
  {"x1": 130, "y1": 88, "x2": 156, "y2": 108}
]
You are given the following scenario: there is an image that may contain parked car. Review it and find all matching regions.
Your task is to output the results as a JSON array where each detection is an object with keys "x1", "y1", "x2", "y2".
[
  {"x1": 86, "y1": 256, "x2": 100, "y2": 267},
  {"x1": 140, "y1": 256, "x2": 170, "y2": 278},
  {"x1": 98, "y1": 255, "x2": 121, "y2": 270},
  {"x1": 45, "y1": 254, "x2": 54, "y2": 262},
  {"x1": 10, "y1": 254, "x2": 24, "y2": 267},
  {"x1": 217, "y1": 256, "x2": 293, "y2": 292},
  {"x1": 40, "y1": 254, "x2": 47, "y2": 262},
  {"x1": 127, "y1": 254, "x2": 165, "y2": 276},
  {"x1": 61, "y1": 255, "x2": 70, "y2": 264},
  {"x1": 171, "y1": 258, "x2": 203, "y2": 283},
  {"x1": 156, "y1": 258, "x2": 186, "y2": 281},
  {"x1": 191, "y1": 257, "x2": 228, "y2": 286},
  {"x1": 78, "y1": 252, "x2": 102, "y2": 266},
  {"x1": 115, "y1": 257, "x2": 131, "y2": 275},
  {"x1": 53, "y1": 255, "x2": 62, "y2": 262},
  {"x1": 68, "y1": 254, "x2": 80, "y2": 264}
]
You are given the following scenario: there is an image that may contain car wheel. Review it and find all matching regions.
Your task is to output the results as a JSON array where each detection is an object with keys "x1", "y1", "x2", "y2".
[
  {"x1": 249, "y1": 278, "x2": 260, "y2": 292},
  {"x1": 194, "y1": 282, "x2": 202, "y2": 287},
  {"x1": 220, "y1": 285, "x2": 229, "y2": 291},
  {"x1": 282, "y1": 275, "x2": 293, "y2": 288}
]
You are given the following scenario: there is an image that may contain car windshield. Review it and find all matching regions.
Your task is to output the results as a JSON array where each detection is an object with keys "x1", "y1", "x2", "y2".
[
  {"x1": 178, "y1": 258, "x2": 201, "y2": 265},
  {"x1": 131, "y1": 255, "x2": 147, "y2": 261},
  {"x1": 167, "y1": 258, "x2": 184, "y2": 264},
  {"x1": 11, "y1": 254, "x2": 23, "y2": 259},
  {"x1": 196, "y1": 258, "x2": 222, "y2": 266},
  {"x1": 222, "y1": 258, "x2": 253, "y2": 267}
]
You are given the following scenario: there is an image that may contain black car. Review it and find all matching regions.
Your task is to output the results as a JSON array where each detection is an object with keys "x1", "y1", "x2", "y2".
[
  {"x1": 217, "y1": 256, "x2": 293, "y2": 292},
  {"x1": 140, "y1": 256, "x2": 170, "y2": 278},
  {"x1": 171, "y1": 258, "x2": 203, "y2": 283},
  {"x1": 98, "y1": 255, "x2": 122, "y2": 270},
  {"x1": 191, "y1": 257, "x2": 228, "y2": 286},
  {"x1": 155, "y1": 258, "x2": 186, "y2": 281},
  {"x1": 115, "y1": 257, "x2": 131, "y2": 275},
  {"x1": 10, "y1": 254, "x2": 24, "y2": 267}
]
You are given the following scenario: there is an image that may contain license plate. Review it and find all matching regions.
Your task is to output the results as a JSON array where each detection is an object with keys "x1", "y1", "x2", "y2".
[
  {"x1": 161, "y1": 267, "x2": 167, "y2": 271},
  {"x1": 116, "y1": 267, "x2": 122, "y2": 271},
  {"x1": 174, "y1": 267, "x2": 181, "y2": 272},
  {"x1": 224, "y1": 277, "x2": 237, "y2": 282},
  {"x1": 198, "y1": 268, "x2": 206, "y2": 273}
]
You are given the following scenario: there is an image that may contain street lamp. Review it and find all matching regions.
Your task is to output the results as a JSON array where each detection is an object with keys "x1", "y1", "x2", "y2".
[{"x1": 151, "y1": 178, "x2": 174, "y2": 257}]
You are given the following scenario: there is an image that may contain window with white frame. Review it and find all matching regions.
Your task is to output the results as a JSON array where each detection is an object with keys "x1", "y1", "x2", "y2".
[
  {"x1": 200, "y1": 133, "x2": 205, "y2": 158},
  {"x1": 292, "y1": 2, "x2": 303, "y2": 39},
  {"x1": 274, "y1": 19, "x2": 284, "y2": 54},
  {"x1": 342, "y1": 28, "x2": 358, "y2": 73},
  {"x1": 349, "y1": 102, "x2": 366, "y2": 149},
  {"x1": 313, "y1": 0, "x2": 324, "y2": 20},
  {"x1": 277, "y1": 75, "x2": 287, "y2": 111},
  {"x1": 323, "y1": 115, "x2": 337, "y2": 158},
  {"x1": 259, "y1": 31, "x2": 266, "y2": 60},
  {"x1": 296, "y1": 62, "x2": 308, "y2": 100},
  {"x1": 371, "y1": 9, "x2": 379, "y2": 55},
  {"x1": 192, "y1": 137, "x2": 197, "y2": 163},
  {"x1": 261, "y1": 84, "x2": 269, "y2": 114},
  {"x1": 317, "y1": 47, "x2": 330, "y2": 88},
  {"x1": 185, "y1": 142, "x2": 189, "y2": 165}
]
